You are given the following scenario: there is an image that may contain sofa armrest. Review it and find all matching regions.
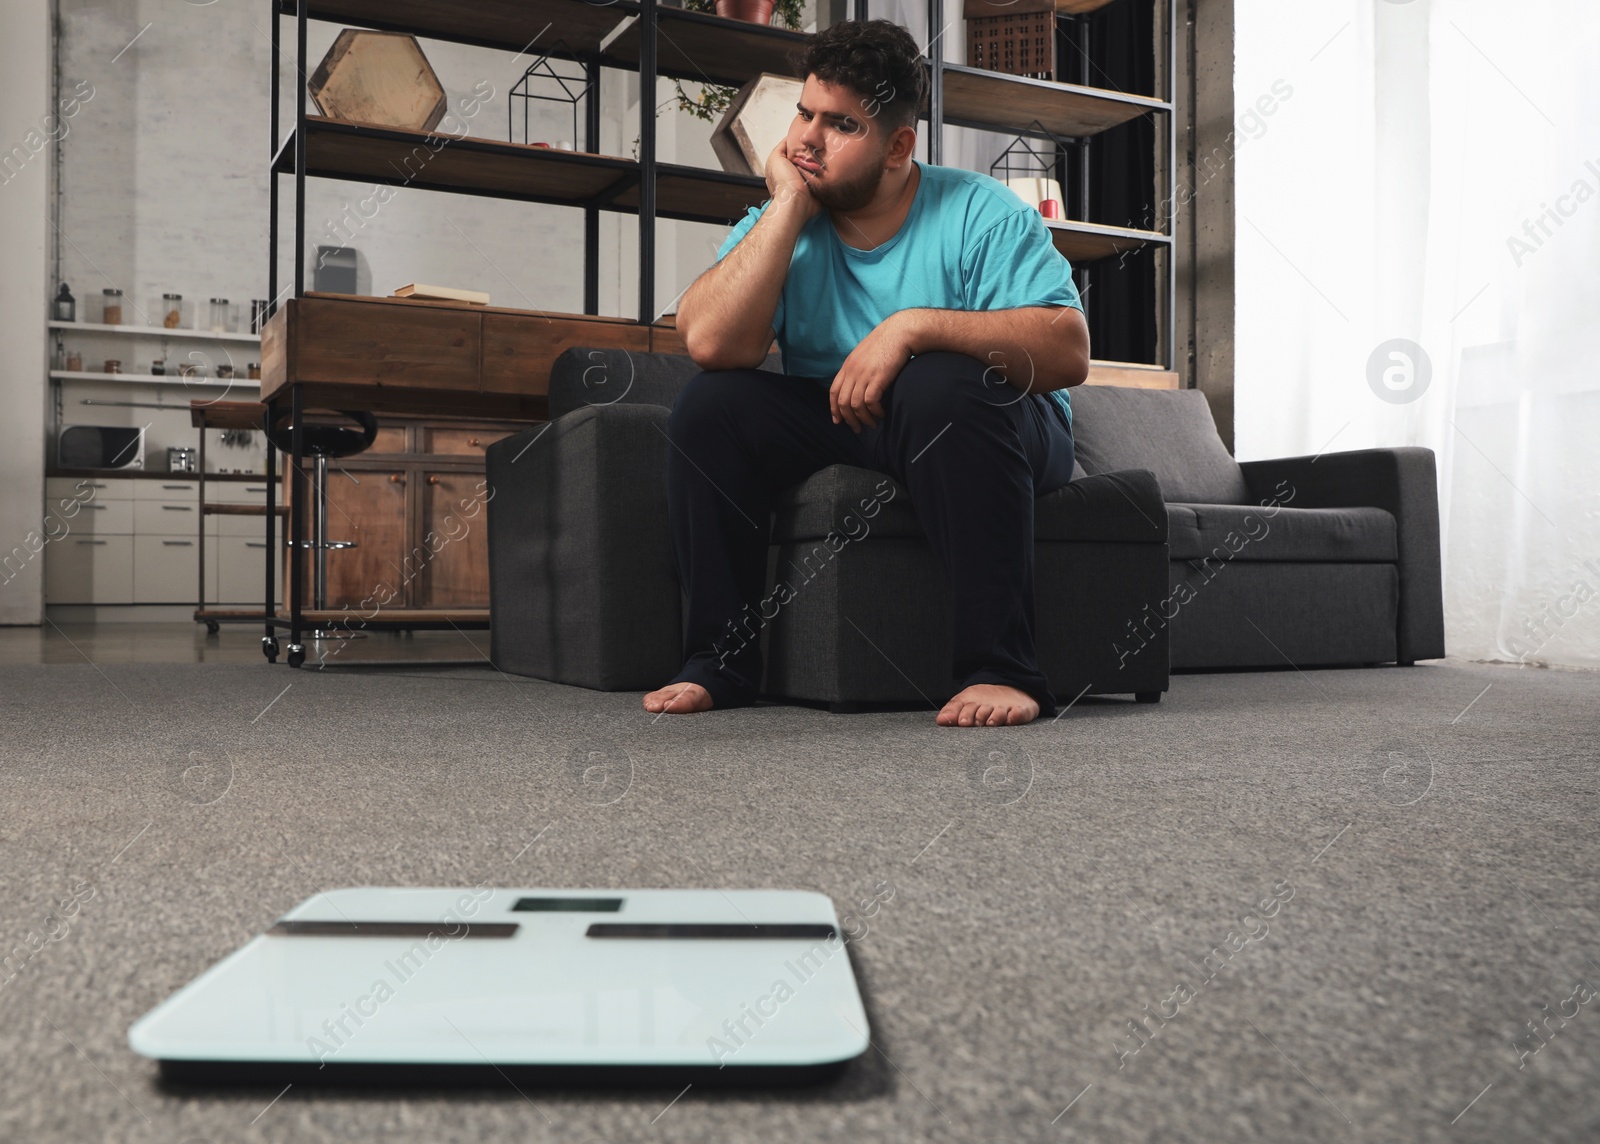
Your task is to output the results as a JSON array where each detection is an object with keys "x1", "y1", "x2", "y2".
[
  {"x1": 1046, "y1": 468, "x2": 1168, "y2": 542},
  {"x1": 1239, "y1": 447, "x2": 1444, "y2": 662},
  {"x1": 485, "y1": 403, "x2": 681, "y2": 689},
  {"x1": 548, "y1": 347, "x2": 703, "y2": 419},
  {"x1": 548, "y1": 346, "x2": 785, "y2": 419}
]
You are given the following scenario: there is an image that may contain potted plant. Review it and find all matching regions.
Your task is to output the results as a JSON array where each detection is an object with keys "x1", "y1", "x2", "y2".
[
  {"x1": 683, "y1": 0, "x2": 804, "y2": 29},
  {"x1": 672, "y1": 0, "x2": 804, "y2": 120}
]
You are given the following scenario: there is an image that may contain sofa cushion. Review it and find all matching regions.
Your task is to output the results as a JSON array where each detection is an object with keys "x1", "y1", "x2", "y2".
[
  {"x1": 1166, "y1": 502, "x2": 1398, "y2": 563},
  {"x1": 1068, "y1": 386, "x2": 1250, "y2": 504},
  {"x1": 772, "y1": 464, "x2": 1166, "y2": 545}
]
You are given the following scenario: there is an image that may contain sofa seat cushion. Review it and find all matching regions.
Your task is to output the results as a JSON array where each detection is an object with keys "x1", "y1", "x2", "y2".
[
  {"x1": 773, "y1": 465, "x2": 1167, "y2": 545},
  {"x1": 1068, "y1": 386, "x2": 1251, "y2": 504},
  {"x1": 1166, "y1": 502, "x2": 1398, "y2": 563}
]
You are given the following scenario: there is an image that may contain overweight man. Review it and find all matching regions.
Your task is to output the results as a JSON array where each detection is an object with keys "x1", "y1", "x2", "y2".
[{"x1": 643, "y1": 18, "x2": 1090, "y2": 727}]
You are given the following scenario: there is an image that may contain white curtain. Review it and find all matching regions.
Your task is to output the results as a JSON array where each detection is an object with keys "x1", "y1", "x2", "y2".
[{"x1": 1235, "y1": 0, "x2": 1600, "y2": 668}]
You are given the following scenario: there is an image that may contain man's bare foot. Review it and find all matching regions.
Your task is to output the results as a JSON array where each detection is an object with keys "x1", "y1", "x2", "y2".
[
  {"x1": 643, "y1": 682, "x2": 714, "y2": 714},
  {"x1": 936, "y1": 683, "x2": 1040, "y2": 727}
]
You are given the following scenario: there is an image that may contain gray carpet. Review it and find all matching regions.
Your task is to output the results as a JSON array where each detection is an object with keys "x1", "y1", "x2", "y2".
[{"x1": 1, "y1": 658, "x2": 1596, "y2": 1143}]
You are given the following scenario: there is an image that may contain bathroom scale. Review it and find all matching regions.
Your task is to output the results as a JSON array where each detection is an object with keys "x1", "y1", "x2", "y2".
[{"x1": 130, "y1": 887, "x2": 870, "y2": 1087}]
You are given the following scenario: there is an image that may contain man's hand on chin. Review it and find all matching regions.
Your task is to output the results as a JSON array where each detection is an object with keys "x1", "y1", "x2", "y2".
[{"x1": 830, "y1": 313, "x2": 915, "y2": 431}]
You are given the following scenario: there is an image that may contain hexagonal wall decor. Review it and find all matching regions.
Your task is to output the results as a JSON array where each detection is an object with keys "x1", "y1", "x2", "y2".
[
  {"x1": 710, "y1": 73, "x2": 805, "y2": 178},
  {"x1": 308, "y1": 29, "x2": 448, "y2": 133}
]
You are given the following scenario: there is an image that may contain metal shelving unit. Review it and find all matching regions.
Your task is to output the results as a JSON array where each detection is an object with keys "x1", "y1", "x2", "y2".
[
  {"x1": 260, "y1": 0, "x2": 1175, "y2": 667},
  {"x1": 266, "y1": 0, "x2": 1174, "y2": 328}
]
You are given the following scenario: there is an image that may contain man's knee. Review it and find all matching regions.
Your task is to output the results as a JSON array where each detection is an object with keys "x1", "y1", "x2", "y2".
[
  {"x1": 670, "y1": 369, "x2": 760, "y2": 440},
  {"x1": 892, "y1": 351, "x2": 1014, "y2": 423}
]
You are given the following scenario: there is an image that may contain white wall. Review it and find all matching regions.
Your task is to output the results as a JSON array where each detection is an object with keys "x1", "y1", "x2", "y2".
[{"x1": 0, "y1": 0, "x2": 52, "y2": 625}]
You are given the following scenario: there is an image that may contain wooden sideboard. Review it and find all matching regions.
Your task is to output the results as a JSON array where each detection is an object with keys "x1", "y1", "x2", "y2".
[
  {"x1": 279, "y1": 414, "x2": 519, "y2": 613},
  {"x1": 261, "y1": 293, "x2": 690, "y2": 423},
  {"x1": 259, "y1": 293, "x2": 1175, "y2": 415}
]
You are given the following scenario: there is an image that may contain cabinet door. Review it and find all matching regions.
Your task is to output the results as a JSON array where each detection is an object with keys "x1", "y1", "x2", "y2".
[
  {"x1": 218, "y1": 535, "x2": 280, "y2": 605},
  {"x1": 207, "y1": 480, "x2": 272, "y2": 505},
  {"x1": 45, "y1": 535, "x2": 134, "y2": 604},
  {"x1": 133, "y1": 535, "x2": 200, "y2": 603},
  {"x1": 134, "y1": 480, "x2": 199, "y2": 503},
  {"x1": 415, "y1": 471, "x2": 491, "y2": 609},
  {"x1": 286, "y1": 469, "x2": 411, "y2": 610},
  {"x1": 134, "y1": 499, "x2": 201, "y2": 534},
  {"x1": 60, "y1": 498, "x2": 134, "y2": 535}
]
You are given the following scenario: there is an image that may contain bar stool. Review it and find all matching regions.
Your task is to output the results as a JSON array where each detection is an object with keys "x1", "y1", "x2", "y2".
[{"x1": 266, "y1": 410, "x2": 378, "y2": 643}]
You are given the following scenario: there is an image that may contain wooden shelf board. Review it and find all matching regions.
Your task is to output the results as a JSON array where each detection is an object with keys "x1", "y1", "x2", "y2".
[
  {"x1": 285, "y1": 0, "x2": 633, "y2": 57},
  {"x1": 604, "y1": 31, "x2": 1164, "y2": 139},
  {"x1": 280, "y1": 118, "x2": 765, "y2": 226},
  {"x1": 937, "y1": 64, "x2": 1168, "y2": 139},
  {"x1": 1044, "y1": 217, "x2": 1168, "y2": 263},
  {"x1": 602, "y1": 9, "x2": 808, "y2": 87},
  {"x1": 1085, "y1": 360, "x2": 1179, "y2": 389}
]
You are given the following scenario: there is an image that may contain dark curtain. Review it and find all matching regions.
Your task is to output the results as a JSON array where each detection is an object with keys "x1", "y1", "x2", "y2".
[{"x1": 1058, "y1": 1, "x2": 1157, "y2": 365}]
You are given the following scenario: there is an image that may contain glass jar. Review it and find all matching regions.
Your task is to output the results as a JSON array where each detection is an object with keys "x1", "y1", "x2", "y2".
[
  {"x1": 208, "y1": 298, "x2": 232, "y2": 333},
  {"x1": 151, "y1": 358, "x2": 166, "y2": 376},
  {"x1": 248, "y1": 362, "x2": 261, "y2": 380},
  {"x1": 160, "y1": 293, "x2": 184, "y2": 329},
  {"x1": 102, "y1": 288, "x2": 123, "y2": 325},
  {"x1": 65, "y1": 350, "x2": 83, "y2": 372},
  {"x1": 104, "y1": 359, "x2": 122, "y2": 375},
  {"x1": 250, "y1": 299, "x2": 270, "y2": 334}
]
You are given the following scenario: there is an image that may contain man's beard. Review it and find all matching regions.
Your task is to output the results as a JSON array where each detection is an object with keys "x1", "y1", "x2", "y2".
[{"x1": 803, "y1": 151, "x2": 886, "y2": 213}]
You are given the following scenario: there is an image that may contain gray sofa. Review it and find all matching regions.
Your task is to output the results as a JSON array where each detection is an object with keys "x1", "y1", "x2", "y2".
[
  {"x1": 1066, "y1": 386, "x2": 1445, "y2": 668},
  {"x1": 485, "y1": 350, "x2": 1444, "y2": 708},
  {"x1": 485, "y1": 349, "x2": 1171, "y2": 708}
]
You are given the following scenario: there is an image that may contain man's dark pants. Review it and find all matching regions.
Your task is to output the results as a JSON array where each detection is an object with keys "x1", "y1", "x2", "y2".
[{"x1": 663, "y1": 350, "x2": 1077, "y2": 715}]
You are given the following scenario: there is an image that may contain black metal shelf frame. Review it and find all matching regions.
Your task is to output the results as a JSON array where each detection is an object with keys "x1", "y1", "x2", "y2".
[{"x1": 259, "y1": 0, "x2": 1177, "y2": 665}]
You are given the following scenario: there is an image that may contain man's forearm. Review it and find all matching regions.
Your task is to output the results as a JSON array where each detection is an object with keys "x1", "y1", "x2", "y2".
[
  {"x1": 892, "y1": 306, "x2": 1090, "y2": 392},
  {"x1": 678, "y1": 197, "x2": 809, "y2": 369}
]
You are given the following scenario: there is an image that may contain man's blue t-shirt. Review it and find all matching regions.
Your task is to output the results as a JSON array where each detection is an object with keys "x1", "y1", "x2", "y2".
[{"x1": 713, "y1": 158, "x2": 1082, "y2": 428}]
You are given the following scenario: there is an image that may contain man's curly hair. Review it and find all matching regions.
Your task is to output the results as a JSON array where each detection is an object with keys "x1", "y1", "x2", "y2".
[{"x1": 789, "y1": 19, "x2": 929, "y2": 134}]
